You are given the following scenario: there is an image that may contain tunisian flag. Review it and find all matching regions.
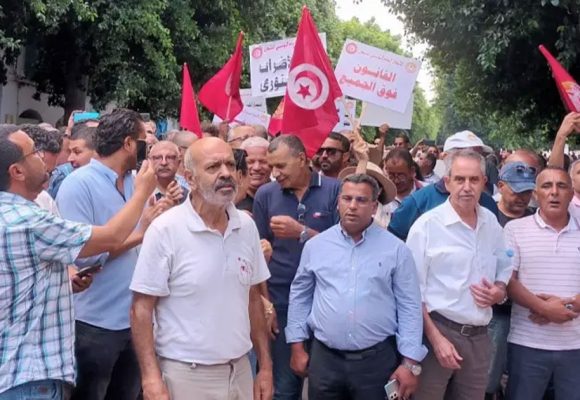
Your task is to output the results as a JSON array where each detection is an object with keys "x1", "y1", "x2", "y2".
[
  {"x1": 539, "y1": 45, "x2": 580, "y2": 112},
  {"x1": 268, "y1": 98, "x2": 285, "y2": 136},
  {"x1": 199, "y1": 32, "x2": 244, "y2": 120},
  {"x1": 179, "y1": 63, "x2": 202, "y2": 136},
  {"x1": 281, "y1": 7, "x2": 343, "y2": 157}
]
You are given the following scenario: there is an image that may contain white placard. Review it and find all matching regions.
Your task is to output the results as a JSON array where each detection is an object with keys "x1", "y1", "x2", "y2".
[
  {"x1": 334, "y1": 39, "x2": 421, "y2": 113},
  {"x1": 333, "y1": 99, "x2": 356, "y2": 132},
  {"x1": 240, "y1": 89, "x2": 267, "y2": 113},
  {"x1": 213, "y1": 107, "x2": 271, "y2": 128},
  {"x1": 249, "y1": 34, "x2": 327, "y2": 98},
  {"x1": 360, "y1": 95, "x2": 414, "y2": 129}
]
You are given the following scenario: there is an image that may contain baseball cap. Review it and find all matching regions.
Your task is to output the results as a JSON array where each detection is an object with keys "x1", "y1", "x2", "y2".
[
  {"x1": 443, "y1": 130, "x2": 493, "y2": 153},
  {"x1": 499, "y1": 162, "x2": 536, "y2": 193}
]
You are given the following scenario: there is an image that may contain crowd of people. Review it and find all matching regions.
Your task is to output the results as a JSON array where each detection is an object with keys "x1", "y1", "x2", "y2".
[{"x1": 1, "y1": 108, "x2": 580, "y2": 400}]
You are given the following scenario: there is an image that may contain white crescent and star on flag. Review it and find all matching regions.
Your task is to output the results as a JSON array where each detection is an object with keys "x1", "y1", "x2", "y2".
[{"x1": 287, "y1": 63, "x2": 330, "y2": 110}]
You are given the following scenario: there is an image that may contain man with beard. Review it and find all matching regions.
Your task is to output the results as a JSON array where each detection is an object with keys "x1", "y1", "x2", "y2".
[
  {"x1": 0, "y1": 124, "x2": 159, "y2": 399},
  {"x1": 316, "y1": 132, "x2": 350, "y2": 179},
  {"x1": 239, "y1": 137, "x2": 272, "y2": 211},
  {"x1": 130, "y1": 137, "x2": 273, "y2": 400},
  {"x1": 148, "y1": 141, "x2": 187, "y2": 204},
  {"x1": 57, "y1": 109, "x2": 172, "y2": 400},
  {"x1": 253, "y1": 135, "x2": 340, "y2": 399}
]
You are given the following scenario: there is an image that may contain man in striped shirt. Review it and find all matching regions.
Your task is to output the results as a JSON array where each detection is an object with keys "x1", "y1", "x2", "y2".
[
  {"x1": 506, "y1": 167, "x2": 580, "y2": 400},
  {"x1": 0, "y1": 124, "x2": 156, "y2": 399}
]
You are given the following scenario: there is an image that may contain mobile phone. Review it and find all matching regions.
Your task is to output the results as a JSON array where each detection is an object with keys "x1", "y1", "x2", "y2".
[
  {"x1": 73, "y1": 112, "x2": 100, "y2": 123},
  {"x1": 76, "y1": 264, "x2": 101, "y2": 278},
  {"x1": 137, "y1": 140, "x2": 148, "y2": 165},
  {"x1": 384, "y1": 379, "x2": 399, "y2": 400}
]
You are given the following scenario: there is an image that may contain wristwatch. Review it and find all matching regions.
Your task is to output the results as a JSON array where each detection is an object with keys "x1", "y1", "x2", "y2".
[
  {"x1": 402, "y1": 361, "x2": 422, "y2": 376},
  {"x1": 299, "y1": 226, "x2": 309, "y2": 243}
]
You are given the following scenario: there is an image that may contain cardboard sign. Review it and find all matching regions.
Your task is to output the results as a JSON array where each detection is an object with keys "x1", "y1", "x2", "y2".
[
  {"x1": 334, "y1": 39, "x2": 421, "y2": 112},
  {"x1": 249, "y1": 34, "x2": 327, "y2": 98},
  {"x1": 240, "y1": 89, "x2": 267, "y2": 113},
  {"x1": 360, "y1": 96, "x2": 414, "y2": 129},
  {"x1": 213, "y1": 107, "x2": 271, "y2": 128}
]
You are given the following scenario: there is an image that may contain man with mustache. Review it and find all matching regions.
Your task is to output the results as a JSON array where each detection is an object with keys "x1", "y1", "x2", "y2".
[
  {"x1": 148, "y1": 141, "x2": 187, "y2": 204},
  {"x1": 253, "y1": 135, "x2": 340, "y2": 399},
  {"x1": 130, "y1": 137, "x2": 273, "y2": 400},
  {"x1": 239, "y1": 137, "x2": 272, "y2": 212},
  {"x1": 57, "y1": 109, "x2": 171, "y2": 400},
  {"x1": 406, "y1": 150, "x2": 512, "y2": 400},
  {"x1": 505, "y1": 167, "x2": 580, "y2": 400}
]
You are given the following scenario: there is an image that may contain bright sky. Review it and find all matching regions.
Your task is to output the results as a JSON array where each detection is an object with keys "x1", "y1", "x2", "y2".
[{"x1": 335, "y1": 0, "x2": 435, "y2": 103}]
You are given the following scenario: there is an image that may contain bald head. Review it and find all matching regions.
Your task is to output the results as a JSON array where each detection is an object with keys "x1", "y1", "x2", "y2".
[
  {"x1": 227, "y1": 125, "x2": 256, "y2": 149},
  {"x1": 184, "y1": 137, "x2": 237, "y2": 206}
]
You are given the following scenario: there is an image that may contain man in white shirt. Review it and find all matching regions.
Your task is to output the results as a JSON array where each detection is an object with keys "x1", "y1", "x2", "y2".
[
  {"x1": 506, "y1": 167, "x2": 580, "y2": 400},
  {"x1": 130, "y1": 137, "x2": 273, "y2": 400},
  {"x1": 406, "y1": 150, "x2": 512, "y2": 400}
]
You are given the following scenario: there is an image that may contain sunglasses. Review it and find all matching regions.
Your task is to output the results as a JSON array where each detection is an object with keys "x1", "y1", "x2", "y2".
[
  {"x1": 316, "y1": 147, "x2": 343, "y2": 157},
  {"x1": 297, "y1": 203, "x2": 306, "y2": 224}
]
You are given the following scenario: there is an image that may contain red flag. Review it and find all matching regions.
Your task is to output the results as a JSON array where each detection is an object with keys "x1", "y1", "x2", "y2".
[
  {"x1": 268, "y1": 98, "x2": 285, "y2": 136},
  {"x1": 281, "y1": 7, "x2": 343, "y2": 157},
  {"x1": 539, "y1": 45, "x2": 580, "y2": 112},
  {"x1": 199, "y1": 32, "x2": 244, "y2": 120},
  {"x1": 180, "y1": 63, "x2": 202, "y2": 137}
]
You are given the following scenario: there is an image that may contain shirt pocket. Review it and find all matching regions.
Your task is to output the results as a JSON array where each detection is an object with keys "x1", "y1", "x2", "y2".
[
  {"x1": 308, "y1": 209, "x2": 335, "y2": 232},
  {"x1": 234, "y1": 256, "x2": 254, "y2": 286}
]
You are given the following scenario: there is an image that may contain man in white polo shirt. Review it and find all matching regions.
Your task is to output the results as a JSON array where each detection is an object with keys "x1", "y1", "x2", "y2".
[
  {"x1": 406, "y1": 150, "x2": 512, "y2": 400},
  {"x1": 130, "y1": 137, "x2": 273, "y2": 400},
  {"x1": 506, "y1": 167, "x2": 580, "y2": 400}
]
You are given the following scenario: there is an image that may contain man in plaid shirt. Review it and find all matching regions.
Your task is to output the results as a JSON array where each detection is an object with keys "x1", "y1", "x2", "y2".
[{"x1": 0, "y1": 124, "x2": 157, "y2": 399}]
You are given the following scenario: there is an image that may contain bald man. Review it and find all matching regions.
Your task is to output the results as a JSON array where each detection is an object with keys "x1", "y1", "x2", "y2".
[
  {"x1": 130, "y1": 138, "x2": 273, "y2": 400},
  {"x1": 148, "y1": 141, "x2": 187, "y2": 204}
]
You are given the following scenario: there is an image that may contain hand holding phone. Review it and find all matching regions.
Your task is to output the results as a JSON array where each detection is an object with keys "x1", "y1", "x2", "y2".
[
  {"x1": 76, "y1": 264, "x2": 102, "y2": 278},
  {"x1": 384, "y1": 379, "x2": 399, "y2": 400}
]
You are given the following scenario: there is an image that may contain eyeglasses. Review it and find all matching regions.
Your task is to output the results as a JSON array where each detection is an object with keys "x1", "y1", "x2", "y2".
[
  {"x1": 19, "y1": 147, "x2": 45, "y2": 161},
  {"x1": 386, "y1": 172, "x2": 409, "y2": 182},
  {"x1": 316, "y1": 147, "x2": 343, "y2": 157},
  {"x1": 297, "y1": 203, "x2": 306, "y2": 224},
  {"x1": 150, "y1": 154, "x2": 178, "y2": 162},
  {"x1": 340, "y1": 195, "x2": 372, "y2": 205}
]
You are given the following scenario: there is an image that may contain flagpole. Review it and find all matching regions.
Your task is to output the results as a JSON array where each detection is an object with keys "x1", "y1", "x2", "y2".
[{"x1": 226, "y1": 96, "x2": 232, "y2": 121}]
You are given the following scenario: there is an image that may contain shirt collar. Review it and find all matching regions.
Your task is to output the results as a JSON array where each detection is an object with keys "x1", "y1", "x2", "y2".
[
  {"x1": 89, "y1": 158, "x2": 119, "y2": 185},
  {"x1": 440, "y1": 198, "x2": 486, "y2": 228},
  {"x1": 533, "y1": 209, "x2": 580, "y2": 232},
  {"x1": 0, "y1": 191, "x2": 34, "y2": 206},
  {"x1": 184, "y1": 197, "x2": 241, "y2": 234},
  {"x1": 339, "y1": 220, "x2": 377, "y2": 244}
]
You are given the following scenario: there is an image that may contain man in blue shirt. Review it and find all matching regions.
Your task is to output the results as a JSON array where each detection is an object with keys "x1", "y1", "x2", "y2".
[
  {"x1": 57, "y1": 110, "x2": 170, "y2": 400},
  {"x1": 286, "y1": 173, "x2": 426, "y2": 400},
  {"x1": 253, "y1": 135, "x2": 340, "y2": 400}
]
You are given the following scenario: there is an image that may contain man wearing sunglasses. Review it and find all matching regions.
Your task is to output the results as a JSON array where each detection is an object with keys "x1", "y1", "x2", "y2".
[{"x1": 316, "y1": 132, "x2": 351, "y2": 179}]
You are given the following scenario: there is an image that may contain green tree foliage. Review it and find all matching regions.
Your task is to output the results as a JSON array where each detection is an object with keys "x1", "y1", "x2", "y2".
[{"x1": 384, "y1": 0, "x2": 580, "y2": 148}]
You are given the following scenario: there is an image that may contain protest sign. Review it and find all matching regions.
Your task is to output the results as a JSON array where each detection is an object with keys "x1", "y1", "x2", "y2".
[
  {"x1": 360, "y1": 95, "x2": 414, "y2": 129},
  {"x1": 333, "y1": 99, "x2": 356, "y2": 132},
  {"x1": 213, "y1": 107, "x2": 271, "y2": 128},
  {"x1": 334, "y1": 39, "x2": 421, "y2": 113},
  {"x1": 240, "y1": 89, "x2": 267, "y2": 113},
  {"x1": 249, "y1": 33, "x2": 327, "y2": 98}
]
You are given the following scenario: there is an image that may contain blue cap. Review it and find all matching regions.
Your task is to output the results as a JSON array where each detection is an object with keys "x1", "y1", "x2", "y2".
[{"x1": 499, "y1": 162, "x2": 536, "y2": 193}]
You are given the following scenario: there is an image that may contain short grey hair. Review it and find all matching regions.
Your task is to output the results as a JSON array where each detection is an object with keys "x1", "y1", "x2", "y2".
[
  {"x1": 340, "y1": 173, "x2": 381, "y2": 201},
  {"x1": 445, "y1": 149, "x2": 485, "y2": 177},
  {"x1": 241, "y1": 136, "x2": 269, "y2": 150},
  {"x1": 268, "y1": 135, "x2": 306, "y2": 156},
  {"x1": 251, "y1": 124, "x2": 269, "y2": 140}
]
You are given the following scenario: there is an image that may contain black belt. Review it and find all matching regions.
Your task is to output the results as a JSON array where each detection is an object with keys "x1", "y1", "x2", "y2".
[
  {"x1": 314, "y1": 336, "x2": 396, "y2": 361},
  {"x1": 430, "y1": 312, "x2": 488, "y2": 337}
]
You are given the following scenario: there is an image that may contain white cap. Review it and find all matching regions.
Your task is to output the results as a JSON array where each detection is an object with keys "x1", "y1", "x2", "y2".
[{"x1": 443, "y1": 130, "x2": 492, "y2": 153}]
